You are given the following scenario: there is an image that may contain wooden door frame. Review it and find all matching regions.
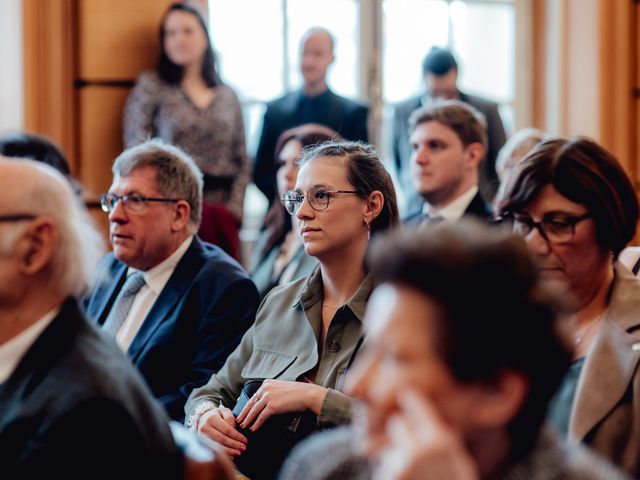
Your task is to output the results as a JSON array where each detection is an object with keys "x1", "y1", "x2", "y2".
[{"x1": 23, "y1": 0, "x2": 78, "y2": 172}]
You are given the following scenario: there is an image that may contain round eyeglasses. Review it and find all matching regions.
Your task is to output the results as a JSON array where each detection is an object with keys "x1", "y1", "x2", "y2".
[
  {"x1": 281, "y1": 186, "x2": 359, "y2": 215},
  {"x1": 510, "y1": 212, "x2": 591, "y2": 244},
  {"x1": 100, "y1": 193, "x2": 180, "y2": 214}
]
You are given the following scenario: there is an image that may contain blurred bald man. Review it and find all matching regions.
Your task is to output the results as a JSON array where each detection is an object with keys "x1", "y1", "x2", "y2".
[
  {"x1": 0, "y1": 158, "x2": 181, "y2": 479},
  {"x1": 253, "y1": 27, "x2": 369, "y2": 202}
]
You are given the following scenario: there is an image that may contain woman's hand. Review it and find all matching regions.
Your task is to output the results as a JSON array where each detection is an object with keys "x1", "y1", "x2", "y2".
[
  {"x1": 374, "y1": 391, "x2": 478, "y2": 480},
  {"x1": 198, "y1": 406, "x2": 248, "y2": 458},
  {"x1": 236, "y1": 379, "x2": 328, "y2": 431}
]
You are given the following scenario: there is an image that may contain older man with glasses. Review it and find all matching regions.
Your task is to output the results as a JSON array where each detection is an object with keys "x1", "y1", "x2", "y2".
[{"x1": 83, "y1": 138, "x2": 259, "y2": 422}]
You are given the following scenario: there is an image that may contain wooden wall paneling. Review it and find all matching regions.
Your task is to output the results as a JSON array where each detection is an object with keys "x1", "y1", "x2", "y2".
[
  {"x1": 77, "y1": 0, "x2": 174, "y2": 79},
  {"x1": 77, "y1": 86, "x2": 130, "y2": 197},
  {"x1": 23, "y1": 0, "x2": 77, "y2": 171},
  {"x1": 565, "y1": 0, "x2": 599, "y2": 138},
  {"x1": 75, "y1": 0, "x2": 173, "y2": 205},
  {"x1": 531, "y1": 0, "x2": 546, "y2": 130},
  {"x1": 598, "y1": 0, "x2": 634, "y2": 174}
]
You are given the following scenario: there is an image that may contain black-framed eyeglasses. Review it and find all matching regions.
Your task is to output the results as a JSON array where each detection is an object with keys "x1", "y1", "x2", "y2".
[
  {"x1": 100, "y1": 193, "x2": 180, "y2": 214},
  {"x1": 508, "y1": 212, "x2": 591, "y2": 244},
  {"x1": 0, "y1": 214, "x2": 37, "y2": 222},
  {"x1": 281, "y1": 186, "x2": 359, "y2": 215}
]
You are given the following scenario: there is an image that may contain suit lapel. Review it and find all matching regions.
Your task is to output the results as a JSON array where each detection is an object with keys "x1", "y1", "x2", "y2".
[
  {"x1": 91, "y1": 262, "x2": 128, "y2": 325},
  {"x1": 127, "y1": 238, "x2": 205, "y2": 362},
  {"x1": 0, "y1": 299, "x2": 80, "y2": 410},
  {"x1": 569, "y1": 264, "x2": 640, "y2": 441},
  {"x1": 464, "y1": 192, "x2": 492, "y2": 219}
]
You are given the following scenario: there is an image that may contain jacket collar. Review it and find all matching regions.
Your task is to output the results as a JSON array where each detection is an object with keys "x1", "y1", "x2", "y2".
[
  {"x1": 127, "y1": 237, "x2": 204, "y2": 361},
  {"x1": 569, "y1": 262, "x2": 640, "y2": 441},
  {"x1": 291, "y1": 266, "x2": 373, "y2": 323}
]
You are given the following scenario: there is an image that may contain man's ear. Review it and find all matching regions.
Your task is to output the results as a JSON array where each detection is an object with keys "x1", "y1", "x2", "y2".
[
  {"x1": 467, "y1": 370, "x2": 529, "y2": 429},
  {"x1": 465, "y1": 143, "x2": 486, "y2": 170},
  {"x1": 170, "y1": 200, "x2": 191, "y2": 232},
  {"x1": 17, "y1": 218, "x2": 57, "y2": 275},
  {"x1": 363, "y1": 190, "x2": 384, "y2": 225}
]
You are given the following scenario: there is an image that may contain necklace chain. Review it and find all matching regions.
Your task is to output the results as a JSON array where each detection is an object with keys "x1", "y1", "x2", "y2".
[
  {"x1": 574, "y1": 311, "x2": 606, "y2": 346},
  {"x1": 322, "y1": 302, "x2": 343, "y2": 309}
]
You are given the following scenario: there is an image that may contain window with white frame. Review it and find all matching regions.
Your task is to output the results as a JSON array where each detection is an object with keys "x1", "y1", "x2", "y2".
[{"x1": 209, "y1": 0, "x2": 515, "y2": 215}]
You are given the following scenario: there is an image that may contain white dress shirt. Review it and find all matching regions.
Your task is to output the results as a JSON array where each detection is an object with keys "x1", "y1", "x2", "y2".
[
  {"x1": 0, "y1": 308, "x2": 58, "y2": 383},
  {"x1": 422, "y1": 185, "x2": 478, "y2": 223},
  {"x1": 115, "y1": 236, "x2": 193, "y2": 350}
]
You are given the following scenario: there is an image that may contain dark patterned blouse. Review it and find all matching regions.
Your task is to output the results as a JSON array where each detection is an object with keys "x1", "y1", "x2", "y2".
[{"x1": 123, "y1": 71, "x2": 250, "y2": 219}]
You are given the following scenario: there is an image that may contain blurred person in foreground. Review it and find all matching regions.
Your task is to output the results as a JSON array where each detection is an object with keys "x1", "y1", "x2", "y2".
[
  {"x1": 498, "y1": 137, "x2": 640, "y2": 476},
  {"x1": 281, "y1": 222, "x2": 627, "y2": 480},
  {"x1": 0, "y1": 158, "x2": 182, "y2": 479}
]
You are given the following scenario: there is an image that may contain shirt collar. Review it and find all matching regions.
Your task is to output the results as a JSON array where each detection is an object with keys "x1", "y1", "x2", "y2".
[
  {"x1": 293, "y1": 266, "x2": 373, "y2": 323},
  {"x1": 422, "y1": 185, "x2": 478, "y2": 222},
  {"x1": 128, "y1": 235, "x2": 193, "y2": 295},
  {"x1": 0, "y1": 307, "x2": 59, "y2": 383}
]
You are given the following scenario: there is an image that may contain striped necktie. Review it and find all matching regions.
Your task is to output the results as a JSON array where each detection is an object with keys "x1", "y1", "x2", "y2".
[{"x1": 102, "y1": 272, "x2": 146, "y2": 337}]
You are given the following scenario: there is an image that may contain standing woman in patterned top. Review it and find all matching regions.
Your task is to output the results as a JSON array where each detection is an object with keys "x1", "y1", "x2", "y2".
[{"x1": 123, "y1": 2, "x2": 250, "y2": 223}]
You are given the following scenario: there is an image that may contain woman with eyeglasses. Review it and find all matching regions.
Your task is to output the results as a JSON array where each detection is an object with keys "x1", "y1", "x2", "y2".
[
  {"x1": 185, "y1": 141, "x2": 399, "y2": 479},
  {"x1": 250, "y1": 124, "x2": 341, "y2": 299},
  {"x1": 498, "y1": 136, "x2": 640, "y2": 477}
]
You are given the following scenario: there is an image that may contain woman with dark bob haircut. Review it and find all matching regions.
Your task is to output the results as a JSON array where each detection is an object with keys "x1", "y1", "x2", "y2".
[
  {"x1": 185, "y1": 141, "x2": 399, "y2": 479},
  {"x1": 498, "y1": 136, "x2": 640, "y2": 476},
  {"x1": 123, "y1": 2, "x2": 250, "y2": 222}
]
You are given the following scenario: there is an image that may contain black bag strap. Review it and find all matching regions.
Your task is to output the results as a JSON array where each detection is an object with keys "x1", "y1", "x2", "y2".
[{"x1": 632, "y1": 255, "x2": 640, "y2": 276}]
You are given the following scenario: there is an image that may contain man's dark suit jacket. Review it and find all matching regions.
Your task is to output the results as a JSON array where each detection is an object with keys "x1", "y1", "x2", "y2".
[
  {"x1": 392, "y1": 92, "x2": 507, "y2": 210},
  {"x1": 253, "y1": 88, "x2": 369, "y2": 201},
  {"x1": 83, "y1": 236, "x2": 259, "y2": 421},
  {"x1": 404, "y1": 191, "x2": 493, "y2": 225},
  {"x1": 0, "y1": 298, "x2": 181, "y2": 480}
]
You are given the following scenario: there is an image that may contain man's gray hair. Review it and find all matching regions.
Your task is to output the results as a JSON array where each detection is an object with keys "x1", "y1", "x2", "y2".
[
  {"x1": 1, "y1": 159, "x2": 105, "y2": 297},
  {"x1": 112, "y1": 139, "x2": 203, "y2": 228}
]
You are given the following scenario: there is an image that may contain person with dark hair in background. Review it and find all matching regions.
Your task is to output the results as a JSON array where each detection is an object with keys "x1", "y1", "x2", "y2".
[
  {"x1": 123, "y1": 2, "x2": 250, "y2": 248},
  {"x1": 499, "y1": 137, "x2": 640, "y2": 477},
  {"x1": 253, "y1": 27, "x2": 369, "y2": 204},
  {"x1": 404, "y1": 100, "x2": 492, "y2": 227},
  {"x1": 0, "y1": 132, "x2": 82, "y2": 196},
  {"x1": 186, "y1": 141, "x2": 398, "y2": 480},
  {"x1": 281, "y1": 222, "x2": 626, "y2": 480},
  {"x1": 393, "y1": 46, "x2": 506, "y2": 212},
  {"x1": 250, "y1": 123, "x2": 341, "y2": 299}
]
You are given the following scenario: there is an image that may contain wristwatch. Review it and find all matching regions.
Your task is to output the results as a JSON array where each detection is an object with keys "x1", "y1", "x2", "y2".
[{"x1": 185, "y1": 400, "x2": 218, "y2": 430}]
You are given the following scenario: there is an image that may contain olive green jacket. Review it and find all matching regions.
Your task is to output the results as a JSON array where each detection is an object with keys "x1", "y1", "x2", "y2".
[{"x1": 185, "y1": 267, "x2": 370, "y2": 426}]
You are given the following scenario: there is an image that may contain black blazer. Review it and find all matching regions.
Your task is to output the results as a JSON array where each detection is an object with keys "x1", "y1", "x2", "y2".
[
  {"x1": 83, "y1": 237, "x2": 259, "y2": 421},
  {"x1": 0, "y1": 298, "x2": 181, "y2": 480},
  {"x1": 253, "y1": 88, "x2": 369, "y2": 201},
  {"x1": 404, "y1": 191, "x2": 493, "y2": 225}
]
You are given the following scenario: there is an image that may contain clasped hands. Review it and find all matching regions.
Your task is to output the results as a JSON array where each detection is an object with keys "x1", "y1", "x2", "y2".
[{"x1": 197, "y1": 379, "x2": 326, "y2": 458}]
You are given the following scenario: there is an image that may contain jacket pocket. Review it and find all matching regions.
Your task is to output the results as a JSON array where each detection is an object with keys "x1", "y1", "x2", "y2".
[{"x1": 241, "y1": 347, "x2": 297, "y2": 380}]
